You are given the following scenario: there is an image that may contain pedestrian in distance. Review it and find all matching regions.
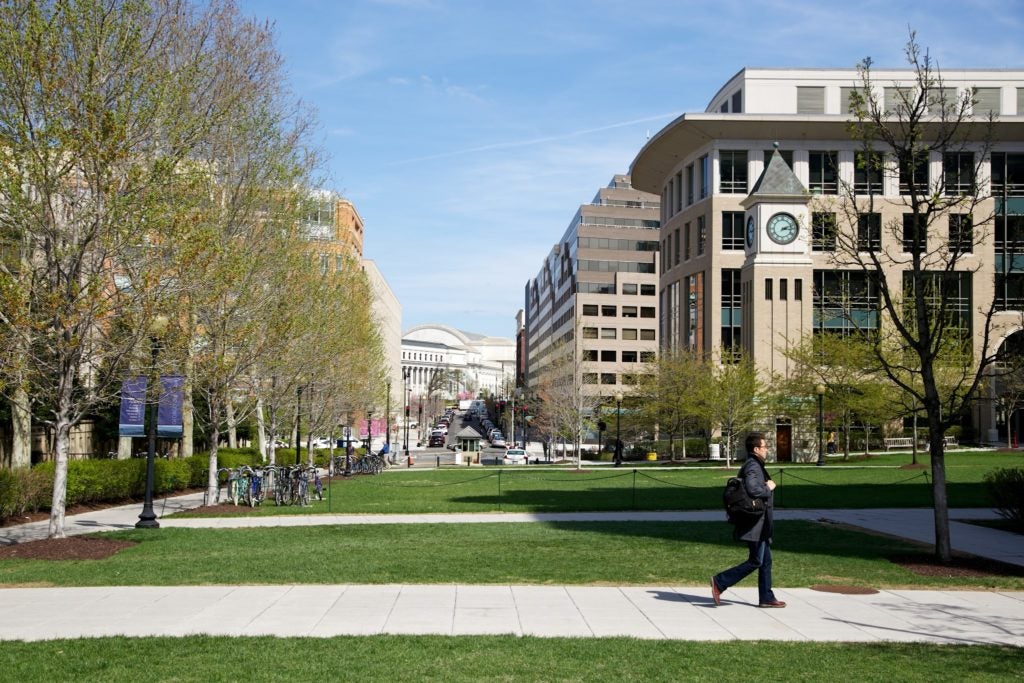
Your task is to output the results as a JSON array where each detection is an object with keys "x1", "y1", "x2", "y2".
[
  {"x1": 826, "y1": 431, "x2": 837, "y2": 455},
  {"x1": 710, "y1": 431, "x2": 786, "y2": 608}
]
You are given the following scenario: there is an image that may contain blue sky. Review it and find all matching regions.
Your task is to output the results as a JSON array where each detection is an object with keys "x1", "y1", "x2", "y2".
[{"x1": 238, "y1": 0, "x2": 1024, "y2": 339}]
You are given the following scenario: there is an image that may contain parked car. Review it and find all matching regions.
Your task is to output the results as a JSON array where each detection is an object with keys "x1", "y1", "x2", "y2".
[
  {"x1": 428, "y1": 434, "x2": 446, "y2": 447},
  {"x1": 491, "y1": 436, "x2": 506, "y2": 448},
  {"x1": 503, "y1": 448, "x2": 527, "y2": 464}
]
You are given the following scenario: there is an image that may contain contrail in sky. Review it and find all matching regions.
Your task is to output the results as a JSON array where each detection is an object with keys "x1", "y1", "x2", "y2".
[{"x1": 388, "y1": 112, "x2": 680, "y2": 166}]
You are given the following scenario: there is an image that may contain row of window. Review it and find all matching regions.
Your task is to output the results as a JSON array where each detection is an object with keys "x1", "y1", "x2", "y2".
[
  {"x1": 661, "y1": 217, "x2": 706, "y2": 272},
  {"x1": 581, "y1": 349, "x2": 656, "y2": 363},
  {"x1": 576, "y1": 282, "x2": 657, "y2": 296},
  {"x1": 578, "y1": 260, "x2": 656, "y2": 274},
  {"x1": 582, "y1": 373, "x2": 644, "y2": 386},
  {"x1": 663, "y1": 151, "x2": 1024, "y2": 222},
  {"x1": 402, "y1": 351, "x2": 443, "y2": 362},
  {"x1": 581, "y1": 304, "x2": 656, "y2": 318},
  {"x1": 792, "y1": 85, "x2": 1022, "y2": 117},
  {"x1": 581, "y1": 327, "x2": 657, "y2": 340},
  {"x1": 578, "y1": 237, "x2": 660, "y2": 251}
]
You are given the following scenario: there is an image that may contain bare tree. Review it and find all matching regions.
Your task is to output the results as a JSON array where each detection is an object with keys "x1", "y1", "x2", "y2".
[{"x1": 830, "y1": 32, "x2": 1023, "y2": 561}]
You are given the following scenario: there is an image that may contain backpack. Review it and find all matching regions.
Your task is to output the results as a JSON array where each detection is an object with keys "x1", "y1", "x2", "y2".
[{"x1": 723, "y1": 476, "x2": 765, "y2": 524}]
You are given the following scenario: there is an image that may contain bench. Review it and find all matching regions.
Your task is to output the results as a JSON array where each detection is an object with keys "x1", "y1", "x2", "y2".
[{"x1": 884, "y1": 437, "x2": 914, "y2": 451}]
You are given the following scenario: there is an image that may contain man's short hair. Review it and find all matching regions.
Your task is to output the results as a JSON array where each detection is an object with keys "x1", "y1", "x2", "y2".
[{"x1": 745, "y1": 432, "x2": 766, "y2": 453}]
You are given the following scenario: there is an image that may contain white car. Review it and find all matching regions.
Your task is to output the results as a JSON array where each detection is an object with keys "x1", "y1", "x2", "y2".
[
  {"x1": 503, "y1": 448, "x2": 527, "y2": 464},
  {"x1": 490, "y1": 436, "x2": 507, "y2": 448}
]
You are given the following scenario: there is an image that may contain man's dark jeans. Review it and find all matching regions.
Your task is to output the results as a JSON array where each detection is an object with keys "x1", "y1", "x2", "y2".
[{"x1": 713, "y1": 539, "x2": 776, "y2": 604}]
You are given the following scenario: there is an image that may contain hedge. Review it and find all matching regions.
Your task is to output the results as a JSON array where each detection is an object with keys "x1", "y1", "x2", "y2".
[{"x1": 0, "y1": 448, "x2": 265, "y2": 523}]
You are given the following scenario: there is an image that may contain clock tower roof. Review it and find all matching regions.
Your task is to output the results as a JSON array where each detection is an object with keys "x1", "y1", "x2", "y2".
[{"x1": 748, "y1": 147, "x2": 807, "y2": 198}]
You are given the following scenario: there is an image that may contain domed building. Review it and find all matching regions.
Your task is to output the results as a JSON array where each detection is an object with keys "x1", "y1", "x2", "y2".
[{"x1": 401, "y1": 324, "x2": 516, "y2": 401}]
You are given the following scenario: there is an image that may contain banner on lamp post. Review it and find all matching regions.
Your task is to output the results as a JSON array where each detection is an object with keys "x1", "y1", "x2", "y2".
[
  {"x1": 118, "y1": 377, "x2": 147, "y2": 437},
  {"x1": 157, "y1": 375, "x2": 185, "y2": 438}
]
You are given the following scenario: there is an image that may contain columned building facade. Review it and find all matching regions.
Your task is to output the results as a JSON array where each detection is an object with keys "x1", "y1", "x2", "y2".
[{"x1": 401, "y1": 324, "x2": 516, "y2": 401}]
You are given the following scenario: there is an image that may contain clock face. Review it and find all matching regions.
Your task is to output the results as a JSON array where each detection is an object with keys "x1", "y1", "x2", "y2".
[
  {"x1": 746, "y1": 216, "x2": 755, "y2": 248},
  {"x1": 766, "y1": 212, "x2": 799, "y2": 245}
]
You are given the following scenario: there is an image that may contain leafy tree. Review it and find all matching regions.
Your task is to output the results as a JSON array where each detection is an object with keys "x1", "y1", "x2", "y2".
[
  {"x1": 691, "y1": 354, "x2": 769, "y2": 467},
  {"x1": 632, "y1": 349, "x2": 704, "y2": 460}
]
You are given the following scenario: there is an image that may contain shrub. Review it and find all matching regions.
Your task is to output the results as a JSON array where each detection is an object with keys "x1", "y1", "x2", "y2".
[
  {"x1": 0, "y1": 467, "x2": 51, "y2": 520},
  {"x1": 984, "y1": 467, "x2": 1024, "y2": 526}
]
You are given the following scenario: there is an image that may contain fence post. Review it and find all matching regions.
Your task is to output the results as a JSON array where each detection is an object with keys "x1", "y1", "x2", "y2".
[
  {"x1": 632, "y1": 469, "x2": 637, "y2": 509},
  {"x1": 498, "y1": 469, "x2": 502, "y2": 511}
]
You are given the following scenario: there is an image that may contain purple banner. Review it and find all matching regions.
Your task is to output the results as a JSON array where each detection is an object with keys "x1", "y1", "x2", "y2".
[
  {"x1": 118, "y1": 377, "x2": 147, "y2": 437},
  {"x1": 158, "y1": 375, "x2": 185, "y2": 438}
]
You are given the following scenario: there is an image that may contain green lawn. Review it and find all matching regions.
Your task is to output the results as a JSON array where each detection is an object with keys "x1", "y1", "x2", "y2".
[
  {"x1": 3, "y1": 521, "x2": 1021, "y2": 589},
  {"x1": 0, "y1": 637, "x2": 1019, "y2": 682},
  {"x1": 187, "y1": 450, "x2": 1024, "y2": 516}
]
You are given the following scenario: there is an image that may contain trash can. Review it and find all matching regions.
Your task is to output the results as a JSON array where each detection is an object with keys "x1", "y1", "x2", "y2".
[{"x1": 709, "y1": 443, "x2": 721, "y2": 460}]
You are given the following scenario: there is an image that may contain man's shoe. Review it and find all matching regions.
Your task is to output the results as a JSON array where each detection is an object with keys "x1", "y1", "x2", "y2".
[
  {"x1": 710, "y1": 578, "x2": 721, "y2": 606},
  {"x1": 758, "y1": 600, "x2": 786, "y2": 608}
]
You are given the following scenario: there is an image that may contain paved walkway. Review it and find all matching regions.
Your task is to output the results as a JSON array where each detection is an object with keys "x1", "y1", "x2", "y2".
[{"x1": 1, "y1": 493, "x2": 1023, "y2": 644}]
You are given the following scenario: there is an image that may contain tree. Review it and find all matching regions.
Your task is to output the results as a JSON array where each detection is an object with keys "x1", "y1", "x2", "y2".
[
  {"x1": 632, "y1": 349, "x2": 704, "y2": 460},
  {"x1": 0, "y1": 0, "x2": 272, "y2": 537},
  {"x1": 691, "y1": 354, "x2": 769, "y2": 467},
  {"x1": 830, "y1": 32, "x2": 1022, "y2": 561}
]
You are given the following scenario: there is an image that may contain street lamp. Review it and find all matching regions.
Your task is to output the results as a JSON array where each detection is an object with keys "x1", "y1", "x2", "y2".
[
  {"x1": 614, "y1": 392, "x2": 624, "y2": 467},
  {"x1": 343, "y1": 419, "x2": 352, "y2": 477},
  {"x1": 136, "y1": 314, "x2": 169, "y2": 529},
  {"x1": 402, "y1": 367, "x2": 411, "y2": 463},
  {"x1": 816, "y1": 384, "x2": 826, "y2": 466}
]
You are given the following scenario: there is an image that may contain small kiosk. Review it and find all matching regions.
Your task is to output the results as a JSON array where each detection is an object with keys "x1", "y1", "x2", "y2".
[{"x1": 453, "y1": 426, "x2": 483, "y2": 465}]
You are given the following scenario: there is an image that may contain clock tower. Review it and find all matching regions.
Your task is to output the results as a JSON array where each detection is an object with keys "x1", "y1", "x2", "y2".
[{"x1": 739, "y1": 145, "x2": 813, "y2": 378}]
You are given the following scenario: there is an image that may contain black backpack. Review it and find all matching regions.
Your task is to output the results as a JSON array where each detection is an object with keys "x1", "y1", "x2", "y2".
[{"x1": 723, "y1": 476, "x2": 764, "y2": 524}]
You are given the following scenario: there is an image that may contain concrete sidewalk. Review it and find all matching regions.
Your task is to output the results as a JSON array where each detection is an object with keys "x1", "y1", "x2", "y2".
[{"x1": 0, "y1": 583, "x2": 1020, "y2": 644}]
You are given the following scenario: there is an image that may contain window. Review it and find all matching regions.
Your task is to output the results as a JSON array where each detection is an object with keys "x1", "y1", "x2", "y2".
[
  {"x1": 797, "y1": 86, "x2": 825, "y2": 114},
  {"x1": 622, "y1": 328, "x2": 638, "y2": 340},
  {"x1": 884, "y1": 86, "x2": 913, "y2": 115},
  {"x1": 622, "y1": 350, "x2": 638, "y2": 363},
  {"x1": 812, "y1": 212, "x2": 837, "y2": 251},
  {"x1": 600, "y1": 373, "x2": 617, "y2": 385},
  {"x1": 699, "y1": 155, "x2": 710, "y2": 199},
  {"x1": 664, "y1": 232, "x2": 671, "y2": 272},
  {"x1": 684, "y1": 223, "x2": 692, "y2": 260},
  {"x1": 840, "y1": 86, "x2": 858, "y2": 114},
  {"x1": 601, "y1": 350, "x2": 616, "y2": 362},
  {"x1": 719, "y1": 151, "x2": 748, "y2": 193},
  {"x1": 674, "y1": 171, "x2": 682, "y2": 213},
  {"x1": 795, "y1": 279, "x2": 803, "y2": 301},
  {"x1": 973, "y1": 87, "x2": 1001, "y2": 115},
  {"x1": 765, "y1": 278, "x2": 773, "y2": 300},
  {"x1": 697, "y1": 215, "x2": 706, "y2": 255},
  {"x1": 686, "y1": 164, "x2": 694, "y2": 205},
  {"x1": 601, "y1": 305, "x2": 616, "y2": 316},
  {"x1": 943, "y1": 152, "x2": 975, "y2": 195},
  {"x1": 640, "y1": 307, "x2": 655, "y2": 318},
  {"x1": 731, "y1": 90, "x2": 742, "y2": 113},
  {"x1": 927, "y1": 87, "x2": 958, "y2": 111},
  {"x1": 899, "y1": 151, "x2": 929, "y2": 195},
  {"x1": 582, "y1": 304, "x2": 598, "y2": 315},
  {"x1": 583, "y1": 349, "x2": 598, "y2": 361},
  {"x1": 991, "y1": 153, "x2": 1024, "y2": 196},
  {"x1": 622, "y1": 306, "x2": 638, "y2": 318},
  {"x1": 722, "y1": 211, "x2": 745, "y2": 250},
  {"x1": 640, "y1": 351, "x2": 656, "y2": 363},
  {"x1": 858, "y1": 213, "x2": 882, "y2": 252},
  {"x1": 854, "y1": 151, "x2": 883, "y2": 194},
  {"x1": 949, "y1": 214, "x2": 973, "y2": 254},
  {"x1": 902, "y1": 213, "x2": 925, "y2": 253},
  {"x1": 813, "y1": 269, "x2": 881, "y2": 334},
  {"x1": 600, "y1": 328, "x2": 616, "y2": 339},
  {"x1": 674, "y1": 227, "x2": 680, "y2": 266},
  {"x1": 622, "y1": 282, "x2": 637, "y2": 295},
  {"x1": 721, "y1": 268, "x2": 742, "y2": 361},
  {"x1": 808, "y1": 151, "x2": 838, "y2": 194},
  {"x1": 780, "y1": 279, "x2": 788, "y2": 301},
  {"x1": 641, "y1": 284, "x2": 656, "y2": 296},
  {"x1": 583, "y1": 373, "x2": 598, "y2": 384},
  {"x1": 640, "y1": 329, "x2": 656, "y2": 340},
  {"x1": 583, "y1": 327, "x2": 598, "y2": 339}
]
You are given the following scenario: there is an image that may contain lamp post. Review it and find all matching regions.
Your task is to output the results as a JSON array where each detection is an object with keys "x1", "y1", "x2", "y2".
[
  {"x1": 343, "y1": 420, "x2": 352, "y2": 477},
  {"x1": 367, "y1": 410, "x2": 373, "y2": 456},
  {"x1": 816, "y1": 384, "x2": 826, "y2": 466},
  {"x1": 136, "y1": 314, "x2": 169, "y2": 529},
  {"x1": 402, "y1": 367, "x2": 411, "y2": 463},
  {"x1": 614, "y1": 392, "x2": 623, "y2": 467}
]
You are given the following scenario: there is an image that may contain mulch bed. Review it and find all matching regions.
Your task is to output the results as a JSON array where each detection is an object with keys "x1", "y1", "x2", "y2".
[
  {"x1": 888, "y1": 554, "x2": 1024, "y2": 578},
  {"x1": 0, "y1": 537, "x2": 137, "y2": 561}
]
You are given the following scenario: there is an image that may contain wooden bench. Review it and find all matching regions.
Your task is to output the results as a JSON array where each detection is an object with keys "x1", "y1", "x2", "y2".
[{"x1": 884, "y1": 437, "x2": 914, "y2": 451}]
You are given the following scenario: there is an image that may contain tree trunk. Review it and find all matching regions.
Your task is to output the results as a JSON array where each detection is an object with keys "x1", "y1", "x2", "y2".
[
  {"x1": 205, "y1": 396, "x2": 222, "y2": 503},
  {"x1": 47, "y1": 417, "x2": 73, "y2": 539},
  {"x1": 11, "y1": 384, "x2": 32, "y2": 469},
  {"x1": 117, "y1": 435, "x2": 132, "y2": 459},
  {"x1": 928, "y1": 419, "x2": 952, "y2": 562},
  {"x1": 256, "y1": 395, "x2": 267, "y2": 461},
  {"x1": 181, "y1": 347, "x2": 195, "y2": 459},
  {"x1": 226, "y1": 400, "x2": 238, "y2": 449}
]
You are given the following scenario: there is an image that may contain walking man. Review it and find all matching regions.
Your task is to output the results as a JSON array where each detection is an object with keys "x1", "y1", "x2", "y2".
[{"x1": 710, "y1": 431, "x2": 785, "y2": 608}]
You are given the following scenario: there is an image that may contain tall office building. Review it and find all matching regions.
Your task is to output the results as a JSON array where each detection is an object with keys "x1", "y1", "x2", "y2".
[
  {"x1": 630, "y1": 68, "x2": 1024, "y2": 457},
  {"x1": 524, "y1": 175, "x2": 661, "y2": 403}
]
